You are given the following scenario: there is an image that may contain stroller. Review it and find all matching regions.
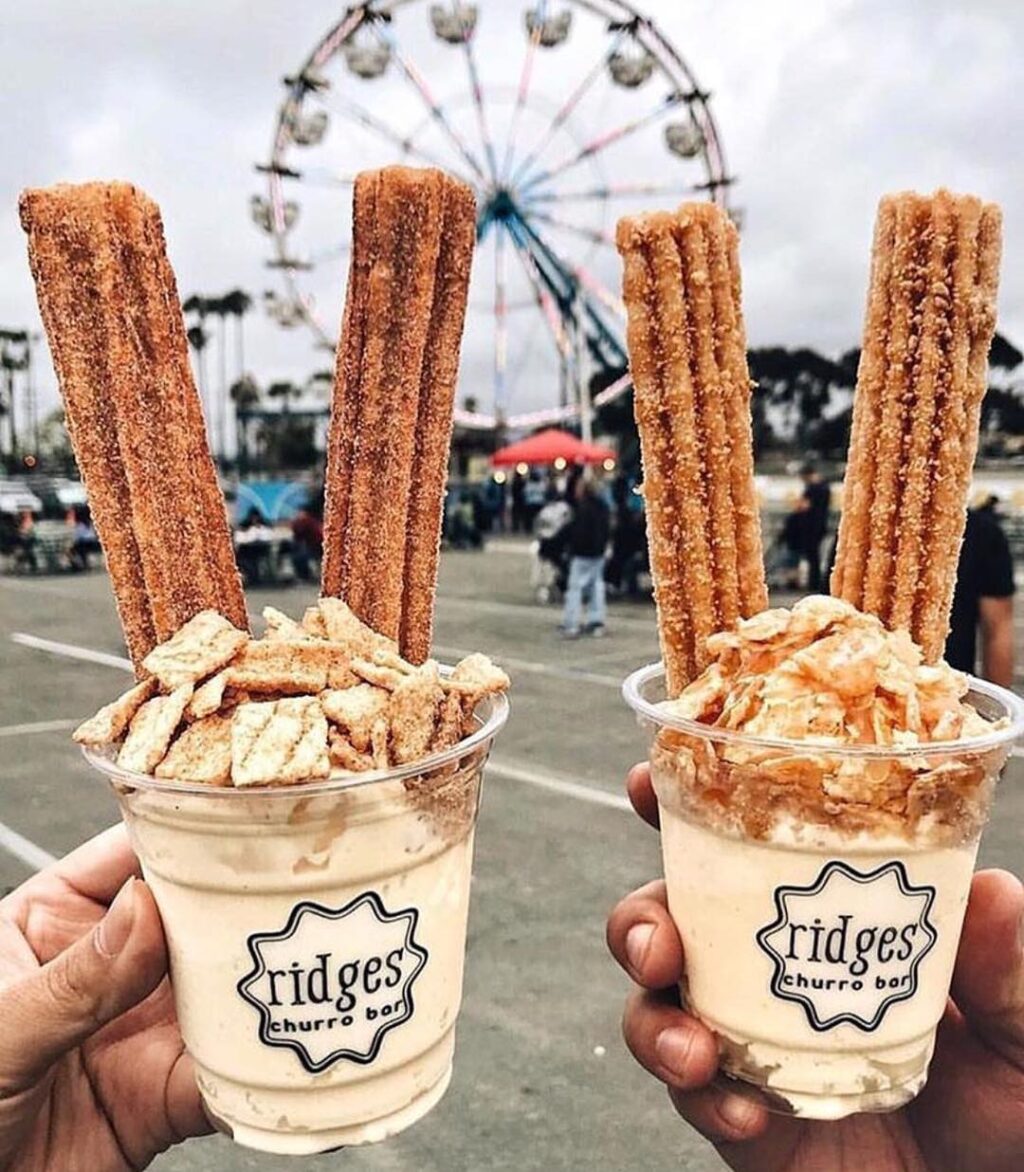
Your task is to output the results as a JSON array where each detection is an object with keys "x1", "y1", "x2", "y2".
[{"x1": 530, "y1": 499, "x2": 572, "y2": 604}]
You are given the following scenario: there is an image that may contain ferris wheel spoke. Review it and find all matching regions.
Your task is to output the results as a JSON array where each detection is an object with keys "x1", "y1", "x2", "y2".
[
  {"x1": 525, "y1": 180, "x2": 711, "y2": 204},
  {"x1": 519, "y1": 92, "x2": 685, "y2": 193},
  {"x1": 368, "y1": 22, "x2": 487, "y2": 183},
  {"x1": 499, "y1": 0, "x2": 546, "y2": 182},
  {"x1": 319, "y1": 93, "x2": 471, "y2": 181},
  {"x1": 493, "y1": 223, "x2": 509, "y2": 412},
  {"x1": 293, "y1": 167, "x2": 361, "y2": 189},
  {"x1": 509, "y1": 27, "x2": 628, "y2": 187},
  {"x1": 527, "y1": 210, "x2": 616, "y2": 249},
  {"x1": 504, "y1": 225, "x2": 572, "y2": 363},
  {"x1": 459, "y1": 18, "x2": 500, "y2": 182},
  {"x1": 512, "y1": 211, "x2": 627, "y2": 369},
  {"x1": 570, "y1": 262, "x2": 625, "y2": 321}
]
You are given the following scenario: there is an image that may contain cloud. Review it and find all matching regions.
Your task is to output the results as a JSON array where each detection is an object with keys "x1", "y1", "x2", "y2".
[{"x1": 1, "y1": 0, "x2": 1020, "y2": 426}]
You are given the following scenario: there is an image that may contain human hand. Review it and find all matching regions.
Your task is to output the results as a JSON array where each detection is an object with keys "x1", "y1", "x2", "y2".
[
  {"x1": 607, "y1": 763, "x2": 1024, "y2": 1172},
  {"x1": 0, "y1": 824, "x2": 211, "y2": 1170}
]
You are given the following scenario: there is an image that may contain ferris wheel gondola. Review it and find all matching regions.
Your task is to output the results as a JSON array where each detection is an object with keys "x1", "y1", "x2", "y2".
[{"x1": 256, "y1": 1, "x2": 735, "y2": 430}]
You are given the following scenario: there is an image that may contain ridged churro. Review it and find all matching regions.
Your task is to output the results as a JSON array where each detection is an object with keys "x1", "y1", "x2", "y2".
[
  {"x1": 830, "y1": 190, "x2": 1002, "y2": 660},
  {"x1": 322, "y1": 166, "x2": 476, "y2": 661},
  {"x1": 617, "y1": 203, "x2": 767, "y2": 694},
  {"x1": 21, "y1": 182, "x2": 248, "y2": 669}
]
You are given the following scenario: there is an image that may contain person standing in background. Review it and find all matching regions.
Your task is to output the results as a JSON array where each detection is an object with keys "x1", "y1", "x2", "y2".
[
  {"x1": 946, "y1": 496, "x2": 1015, "y2": 686},
  {"x1": 290, "y1": 504, "x2": 323, "y2": 583},
  {"x1": 561, "y1": 475, "x2": 610, "y2": 639},
  {"x1": 798, "y1": 461, "x2": 831, "y2": 592}
]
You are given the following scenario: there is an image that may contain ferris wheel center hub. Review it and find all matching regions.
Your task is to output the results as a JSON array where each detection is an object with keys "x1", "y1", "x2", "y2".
[{"x1": 484, "y1": 188, "x2": 519, "y2": 220}]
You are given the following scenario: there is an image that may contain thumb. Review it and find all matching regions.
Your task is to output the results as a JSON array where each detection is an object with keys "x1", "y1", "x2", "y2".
[
  {"x1": 950, "y1": 868, "x2": 1024, "y2": 1066},
  {"x1": 0, "y1": 879, "x2": 168, "y2": 1094}
]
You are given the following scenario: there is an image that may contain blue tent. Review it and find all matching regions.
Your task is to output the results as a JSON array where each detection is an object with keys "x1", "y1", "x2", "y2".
[{"x1": 234, "y1": 481, "x2": 310, "y2": 525}]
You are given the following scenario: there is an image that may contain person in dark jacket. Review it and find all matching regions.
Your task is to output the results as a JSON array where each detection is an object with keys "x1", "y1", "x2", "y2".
[
  {"x1": 561, "y1": 475, "x2": 611, "y2": 638},
  {"x1": 798, "y1": 462, "x2": 831, "y2": 592},
  {"x1": 945, "y1": 497, "x2": 1015, "y2": 685}
]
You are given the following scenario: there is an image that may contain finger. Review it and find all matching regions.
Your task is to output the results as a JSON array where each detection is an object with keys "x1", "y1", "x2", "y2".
[
  {"x1": 606, "y1": 880, "x2": 683, "y2": 989},
  {"x1": 0, "y1": 878, "x2": 167, "y2": 1093},
  {"x1": 626, "y1": 762, "x2": 659, "y2": 829},
  {"x1": 165, "y1": 1050, "x2": 215, "y2": 1141},
  {"x1": 622, "y1": 988, "x2": 719, "y2": 1090},
  {"x1": 667, "y1": 1082, "x2": 772, "y2": 1145},
  {"x1": 950, "y1": 868, "x2": 1024, "y2": 1064}
]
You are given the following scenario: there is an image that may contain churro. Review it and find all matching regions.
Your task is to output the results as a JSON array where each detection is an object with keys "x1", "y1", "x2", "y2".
[
  {"x1": 21, "y1": 182, "x2": 248, "y2": 668},
  {"x1": 830, "y1": 190, "x2": 1002, "y2": 660},
  {"x1": 322, "y1": 166, "x2": 475, "y2": 661},
  {"x1": 617, "y1": 203, "x2": 767, "y2": 694}
]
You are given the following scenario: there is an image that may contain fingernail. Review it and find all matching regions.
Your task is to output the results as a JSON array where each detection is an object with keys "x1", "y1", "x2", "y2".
[
  {"x1": 625, "y1": 922, "x2": 655, "y2": 973},
  {"x1": 719, "y1": 1093, "x2": 760, "y2": 1133},
  {"x1": 96, "y1": 879, "x2": 137, "y2": 958},
  {"x1": 655, "y1": 1027, "x2": 694, "y2": 1079}
]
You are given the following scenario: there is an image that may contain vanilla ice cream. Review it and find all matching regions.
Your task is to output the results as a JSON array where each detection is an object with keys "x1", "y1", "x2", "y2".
[
  {"x1": 89, "y1": 690, "x2": 508, "y2": 1155},
  {"x1": 626, "y1": 596, "x2": 1024, "y2": 1119}
]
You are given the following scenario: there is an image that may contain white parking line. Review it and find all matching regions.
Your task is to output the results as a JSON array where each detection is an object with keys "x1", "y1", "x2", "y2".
[
  {"x1": 11, "y1": 633, "x2": 132, "y2": 672},
  {"x1": 0, "y1": 718, "x2": 80, "y2": 738},
  {"x1": 488, "y1": 759, "x2": 630, "y2": 812},
  {"x1": 433, "y1": 643, "x2": 622, "y2": 689},
  {"x1": 0, "y1": 821, "x2": 58, "y2": 871}
]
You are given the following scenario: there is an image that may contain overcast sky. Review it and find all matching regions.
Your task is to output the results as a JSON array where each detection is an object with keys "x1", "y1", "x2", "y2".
[{"x1": 1, "y1": 0, "x2": 1021, "y2": 429}]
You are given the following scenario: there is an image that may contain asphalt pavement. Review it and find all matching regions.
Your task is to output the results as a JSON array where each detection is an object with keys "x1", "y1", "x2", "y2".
[{"x1": 1, "y1": 539, "x2": 1022, "y2": 1171}]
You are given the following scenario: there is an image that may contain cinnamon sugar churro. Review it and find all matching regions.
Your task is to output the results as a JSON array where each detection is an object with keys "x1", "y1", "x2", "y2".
[
  {"x1": 831, "y1": 190, "x2": 1002, "y2": 660},
  {"x1": 321, "y1": 166, "x2": 475, "y2": 661},
  {"x1": 21, "y1": 182, "x2": 248, "y2": 668},
  {"x1": 617, "y1": 203, "x2": 767, "y2": 694}
]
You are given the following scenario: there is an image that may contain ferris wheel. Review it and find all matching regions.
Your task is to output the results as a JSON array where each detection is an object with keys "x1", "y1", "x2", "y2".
[{"x1": 253, "y1": 1, "x2": 735, "y2": 431}]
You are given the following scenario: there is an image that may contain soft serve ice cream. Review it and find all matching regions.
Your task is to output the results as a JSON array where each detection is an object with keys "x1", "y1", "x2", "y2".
[
  {"x1": 80, "y1": 599, "x2": 510, "y2": 1154},
  {"x1": 631, "y1": 595, "x2": 1020, "y2": 1118}
]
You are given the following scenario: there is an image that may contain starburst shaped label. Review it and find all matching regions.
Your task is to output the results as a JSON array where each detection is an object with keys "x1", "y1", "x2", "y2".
[
  {"x1": 756, "y1": 860, "x2": 937, "y2": 1032},
  {"x1": 237, "y1": 891, "x2": 428, "y2": 1073}
]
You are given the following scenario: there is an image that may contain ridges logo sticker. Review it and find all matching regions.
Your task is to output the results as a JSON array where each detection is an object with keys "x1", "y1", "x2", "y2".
[
  {"x1": 237, "y1": 892, "x2": 428, "y2": 1073},
  {"x1": 756, "y1": 860, "x2": 936, "y2": 1032}
]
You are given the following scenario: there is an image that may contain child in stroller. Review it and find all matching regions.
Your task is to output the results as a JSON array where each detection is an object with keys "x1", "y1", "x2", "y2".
[{"x1": 530, "y1": 497, "x2": 572, "y2": 604}]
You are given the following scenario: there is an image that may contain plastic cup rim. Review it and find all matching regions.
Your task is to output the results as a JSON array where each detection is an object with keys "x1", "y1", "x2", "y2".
[
  {"x1": 622, "y1": 661, "x2": 1024, "y2": 759},
  {"x1": 83, "y1": 684, "x2": 509, "y2": 798}
]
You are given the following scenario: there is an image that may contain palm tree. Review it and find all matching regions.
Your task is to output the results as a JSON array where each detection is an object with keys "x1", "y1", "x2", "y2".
[
  {"x1": 207, "y1": 296, "x2": 231, "y2": 461},
  {"x1": 266, "y1": 380, "x2": 302, "y2": 414},
  {"x1": 186, "y1": 322, "x2": 209, "y2": 409},
  {"x1": 230, "y1": 375, "x2": 261, "y2": 473},
  {"x1": 221, "y1": 289, "x2": 253, "y2": 379}
]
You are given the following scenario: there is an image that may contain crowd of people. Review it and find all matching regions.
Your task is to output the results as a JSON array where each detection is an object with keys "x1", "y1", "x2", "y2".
[
  {"x1": 0, "y1": 505, "x2": 98, "y2": 572},
  {"x1": 2, "y1": 466, "x2": 1016, "y2": 686}
]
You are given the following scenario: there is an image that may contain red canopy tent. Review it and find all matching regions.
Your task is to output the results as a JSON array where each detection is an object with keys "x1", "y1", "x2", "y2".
[{"x1": 491, "y1": 428, "x2": 616, "y2": 468}]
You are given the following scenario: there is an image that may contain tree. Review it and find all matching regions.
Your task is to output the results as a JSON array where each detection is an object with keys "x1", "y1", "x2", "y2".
[
  {"x1": 266, "y1": 380, "x2": 302, "y2": 413},
  {"x1": 990, "y1": 331, "x2": 1023, "y2": 372},
  {"x1": 258, "y1": 417, "x2": 316, "y2": 471},
  {"x1": 748, "y1": 347, "x2": 855, "y2": 449},
  {"x1": 221, "y1": 289, "x2": 253, "y2": 378},
  {"x1": 229, "y1": 376, "x2": 261, "y2": 473}
]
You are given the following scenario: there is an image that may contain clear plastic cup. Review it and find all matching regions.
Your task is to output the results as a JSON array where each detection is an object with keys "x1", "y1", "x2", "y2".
[
  {"x1": 85, "y1": 685, "x2": 508, "y2": 1155},
  {"x1": 624, "y1": 663, "x2": 1024, "y2": 1120}
]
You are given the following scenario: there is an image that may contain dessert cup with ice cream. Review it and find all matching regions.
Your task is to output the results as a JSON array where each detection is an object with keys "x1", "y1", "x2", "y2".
[{"x1": 625, "y1": 596, "x2": 1024, "y2": 1119}]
